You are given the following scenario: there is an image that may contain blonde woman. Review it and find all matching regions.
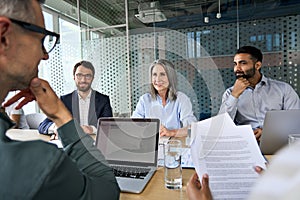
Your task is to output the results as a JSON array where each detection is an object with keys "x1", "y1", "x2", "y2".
[{"x1": 132, "y1": 59, "x2": 197, "y2": 137}]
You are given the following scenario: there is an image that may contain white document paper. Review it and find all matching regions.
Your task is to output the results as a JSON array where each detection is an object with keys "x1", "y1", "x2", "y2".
[
  {"x1": 190, "y1": 113, "x2": 267, "y2": 200},
  {"x1": 48, "y1": 139, "x2": 63, "y2": 148}
]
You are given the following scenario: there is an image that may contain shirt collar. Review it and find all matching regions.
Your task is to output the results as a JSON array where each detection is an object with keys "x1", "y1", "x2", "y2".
[
  {"x1": 156, "y1": 94, "x2": 170, "y2": 104},
  {"x1": 247, "y1": 74, "x2": 267, "y2": 90},
  {"x1": 245, "y1": 74, "x2": 267, "y2": 90},
  {"x1": 77, "y1": 89, "x2": 92, "y2": 101},
  {"x1": 257, "y1": 74, "x2": 267, "y2": 86}
]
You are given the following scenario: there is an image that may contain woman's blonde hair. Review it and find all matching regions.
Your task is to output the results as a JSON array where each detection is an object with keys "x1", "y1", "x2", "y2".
[{"x1": 149, "y1": 59, "x2": 177, "y2": 101}]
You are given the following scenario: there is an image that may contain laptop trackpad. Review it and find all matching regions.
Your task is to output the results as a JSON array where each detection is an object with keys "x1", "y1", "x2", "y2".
[{"x1": 117, "y1": 177, "x2": 149, "y2": 193}]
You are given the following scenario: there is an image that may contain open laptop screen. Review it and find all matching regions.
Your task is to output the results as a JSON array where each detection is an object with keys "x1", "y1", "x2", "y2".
[
  {"x1": 96, "y1": 118, "x2": 160, "y2": 167},
  {"x1": 260, "y1": 109, "x2": 300, "y2": 154}
]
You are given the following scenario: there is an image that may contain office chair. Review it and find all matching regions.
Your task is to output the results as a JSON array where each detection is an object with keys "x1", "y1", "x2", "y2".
[{"x1": 25, "y1": 113, "x2": 46, "y2": 129}]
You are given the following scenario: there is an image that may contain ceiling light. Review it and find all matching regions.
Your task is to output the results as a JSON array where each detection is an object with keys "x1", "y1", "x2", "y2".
[
  {"x1": 204, "y1": 16, "x2": 209, "y2": 23},
  {"x1": 216, "y1": 0, "x2": 221, "y2": 19},
  {"x1": 135, "y1": 11, "x2": 167, "y2": 23},
  {"x1": 135, "y1": 1, "x2": 167, "y2": 23}
]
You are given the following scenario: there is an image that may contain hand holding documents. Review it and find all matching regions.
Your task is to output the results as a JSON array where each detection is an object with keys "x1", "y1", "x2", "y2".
[{"x1": 190, "y1": 113, "x2": 267, "y2": 199}]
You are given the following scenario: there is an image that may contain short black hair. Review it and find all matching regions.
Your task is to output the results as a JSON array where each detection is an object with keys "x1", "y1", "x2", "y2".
[
  {"x1": 235, "y1": 46, "x2": 263, "y2": 62},
  {"x1": 73, "y1": 61, "x2": 95, "y2": 76}
]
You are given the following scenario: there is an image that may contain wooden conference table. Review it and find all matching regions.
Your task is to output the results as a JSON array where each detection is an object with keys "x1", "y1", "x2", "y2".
[
  {"x1": 6, "y1": 129, "x2": 271, "y2": 200},
  {"x1": 6, "y1": 129, "x2": 194, "y2": 200}
]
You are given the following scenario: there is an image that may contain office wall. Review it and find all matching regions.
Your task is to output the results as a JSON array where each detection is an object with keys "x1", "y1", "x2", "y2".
[{"x1": 41, "y1": 13, "x2": 300, "y2": 118}]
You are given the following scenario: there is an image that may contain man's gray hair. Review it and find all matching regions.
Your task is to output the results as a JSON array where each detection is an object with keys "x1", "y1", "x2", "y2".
[
  {"x1": 149, "y1": 59, "x2": 178, "y2": 101},
  {"x1": 0, "y1": 0, "x2": 45, "y2": 23}
]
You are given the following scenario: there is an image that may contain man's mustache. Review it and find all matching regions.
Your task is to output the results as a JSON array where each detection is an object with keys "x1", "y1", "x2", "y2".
[
  {"x1": 236, "y1": 74, "x2": 247, "y2": 78},
  {"x1": 235, "y1": 73, "x2": 252, "y2": 79}
]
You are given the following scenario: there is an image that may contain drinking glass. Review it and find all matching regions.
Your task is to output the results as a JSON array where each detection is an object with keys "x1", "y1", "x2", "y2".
[{"x1": 164, "y1": 140, "x2": 182, "y2": 189}]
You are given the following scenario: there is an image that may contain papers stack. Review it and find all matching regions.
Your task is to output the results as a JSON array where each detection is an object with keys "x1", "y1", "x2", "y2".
[{"x1": 190, "y1": 113, "x2": 266, "y2": 199}]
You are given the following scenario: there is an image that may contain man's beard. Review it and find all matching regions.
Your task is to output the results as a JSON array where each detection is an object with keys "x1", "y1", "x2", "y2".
[
  {"x1": 77, "y1": 83, "x2": 91, "y2": 92},
  {"x1": 235, "y1": 65, "x2": 256, "y2": 79}
]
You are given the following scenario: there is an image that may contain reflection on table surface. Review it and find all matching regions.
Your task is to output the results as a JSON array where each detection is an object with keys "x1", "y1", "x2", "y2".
[
  {"x1": 120, "y1": 167, "x2": 194, "y2": 200},
  {"x1": 6, "y1": 129, "x2": 50, "y2": 141}
]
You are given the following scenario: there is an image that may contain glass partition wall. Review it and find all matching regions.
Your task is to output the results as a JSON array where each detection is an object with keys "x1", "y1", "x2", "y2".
[{"x1": 40, "y1": 0, "x2": 300, "y2": 119}]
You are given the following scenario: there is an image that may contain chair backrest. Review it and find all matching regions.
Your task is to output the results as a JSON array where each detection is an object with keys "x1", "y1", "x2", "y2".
[
  {"x1": 199, "y1": 112, "x2": 211, "y2": 120},
  {"x1": 25, "y1": 113, "x2": 46, "y2": 129}
]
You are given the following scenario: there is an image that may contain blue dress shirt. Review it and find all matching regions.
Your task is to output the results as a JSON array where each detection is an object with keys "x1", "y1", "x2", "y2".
[
  {"x1": 132, "y1": 91, "x2": 197, "y2": 130},
  {"x1": 219, "y1": 75, "x2": 300, "y2": 129}
]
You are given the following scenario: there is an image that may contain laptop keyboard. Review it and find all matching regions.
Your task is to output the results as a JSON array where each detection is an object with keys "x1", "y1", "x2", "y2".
[{"x1": 111, "y1": 165, "x2": 151, "y2": 179}]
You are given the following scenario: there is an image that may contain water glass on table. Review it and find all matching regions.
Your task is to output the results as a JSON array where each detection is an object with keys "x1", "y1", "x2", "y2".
[{"x1": 164, "y1": 140, "x2": 182, "y2": 190}]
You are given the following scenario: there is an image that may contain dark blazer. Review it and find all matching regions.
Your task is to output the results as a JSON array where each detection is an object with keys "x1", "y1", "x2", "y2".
[{"x1": 38, "y1": 90, "x2": 113, "y2": 134}]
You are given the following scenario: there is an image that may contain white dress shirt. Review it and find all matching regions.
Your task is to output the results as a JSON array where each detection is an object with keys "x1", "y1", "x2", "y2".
[{"x1": 78, "y1": 90, "x2": 97, "y2": 134}]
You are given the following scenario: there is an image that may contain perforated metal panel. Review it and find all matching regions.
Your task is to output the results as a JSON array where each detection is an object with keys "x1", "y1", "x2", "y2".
[
  {"x1": 39, "y1": 44, "x2": 65, "y2": 96},
  {"x1": 129, "y1": 28, "x2": 225, "y2": 120},
  {"x1": 129, "y1": 15, "x2": 300, "y2": 118},
  {"x1": 82, "y1": 37, "x2": 131, "y2": 116},
  {"x1": 43, "y1": 14, "x2": 300, "y2": 119}
]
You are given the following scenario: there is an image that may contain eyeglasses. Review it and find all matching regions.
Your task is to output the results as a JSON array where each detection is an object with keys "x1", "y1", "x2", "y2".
[
  {"x1": 10, "y1": 18, "x2": 60, "y2": 54},
  {"x1": 75, "y1": 73, "x2": 93, "y2": 80}
]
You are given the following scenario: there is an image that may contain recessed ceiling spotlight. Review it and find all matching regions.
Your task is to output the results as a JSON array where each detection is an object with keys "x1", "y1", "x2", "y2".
[{"x1": 204, "y1": 16, "x2": 209, "y2": 23}]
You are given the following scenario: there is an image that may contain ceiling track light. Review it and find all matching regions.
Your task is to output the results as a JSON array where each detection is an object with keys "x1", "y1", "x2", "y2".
[
  {"x1": 204, "y1": 16, "x2": 209, "y2": 23},
  {"x1": 204, "y1": 0, "x2": 209, "y2": 23},
  {"x1": 216, "y1": 0, "x2": 221, "y2": 19}
]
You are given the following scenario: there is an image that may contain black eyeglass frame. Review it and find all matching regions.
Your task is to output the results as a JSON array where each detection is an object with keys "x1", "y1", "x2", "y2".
[
  {"x1": 9, "y1": 18, "x2": 60, "y2": 53},
  {"x1": 75, "y1": 73, "x2": 94, "y2": 80}
]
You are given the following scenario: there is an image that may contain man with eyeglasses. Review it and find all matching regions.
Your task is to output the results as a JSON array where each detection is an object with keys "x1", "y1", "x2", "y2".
[
  {"x1": 219, "y1": 46, "x2": 300, "y2": 141},
  {"x1": 38, "y1": 60, "x2": 113, "y2": 137},
  {"x1": 0, "y1": 0, "x2": 120, "y2": 199}
]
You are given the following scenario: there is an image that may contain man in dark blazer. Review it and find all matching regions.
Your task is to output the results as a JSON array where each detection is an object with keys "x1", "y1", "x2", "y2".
[{"x1": 38, "y1": 61, "x2": 112, "y2": 136}]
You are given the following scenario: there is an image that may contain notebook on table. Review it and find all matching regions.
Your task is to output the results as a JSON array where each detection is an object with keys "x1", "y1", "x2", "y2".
[
  {"x1": 95, "y1": 117, "x2": 160, "y2": 193},
  {"x1": 259, "y1": 109, "x2": 300, "y2": 155}
]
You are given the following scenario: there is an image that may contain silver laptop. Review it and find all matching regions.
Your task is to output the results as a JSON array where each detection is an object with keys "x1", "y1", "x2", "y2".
[
  {"x1": 95, "y1": 117, "x2": 160, "y2": 193},
  {"x1": 260, "y1": 110, "x2": 300, "y2": 155}
]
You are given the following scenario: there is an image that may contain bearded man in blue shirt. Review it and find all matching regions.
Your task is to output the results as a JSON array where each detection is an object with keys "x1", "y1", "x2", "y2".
[{"x1": 219, "y1": 46, "x2": 300, "y2": 141}]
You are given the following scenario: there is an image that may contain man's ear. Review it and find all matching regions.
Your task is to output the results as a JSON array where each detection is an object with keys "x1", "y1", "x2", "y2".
[
  {"x1": 0, "y1": 17, "x2": 11, "y2": 54},
  {"x1": 255, "y1": 61, "x2": 262, "y2": 71}
]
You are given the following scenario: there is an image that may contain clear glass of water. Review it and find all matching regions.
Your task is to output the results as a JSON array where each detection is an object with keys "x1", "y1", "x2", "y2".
[{"x1": 164, "y1": 140, "x2": 182, "y2": 190}]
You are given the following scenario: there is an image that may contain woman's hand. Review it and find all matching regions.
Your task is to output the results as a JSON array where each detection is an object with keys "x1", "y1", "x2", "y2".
[
  {"x1": 160, "y1": 125, "x2": 176, "y2": 137},
  {"x1": 159, "y1": 125, "x2": 188, "y2": 137}
]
